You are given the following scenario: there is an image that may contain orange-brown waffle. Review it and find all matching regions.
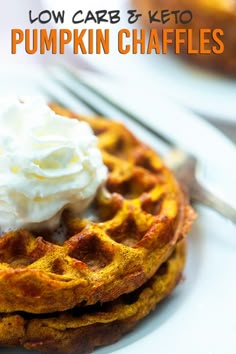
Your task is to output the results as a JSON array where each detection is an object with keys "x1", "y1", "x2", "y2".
[
  {"x1": 0, "y1": 239, "x2": 186, "y2": 354},
  {"x1": 0, "y1": 105, "x2": 195, "y2": 314}
]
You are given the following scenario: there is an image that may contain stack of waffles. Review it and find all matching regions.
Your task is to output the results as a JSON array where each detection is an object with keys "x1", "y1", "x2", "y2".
[{"x1": 0, "y1": 106, "x2": 195, "y2": 353}]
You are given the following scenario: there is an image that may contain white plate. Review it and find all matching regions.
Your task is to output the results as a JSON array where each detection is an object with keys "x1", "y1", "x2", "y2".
[
  {"x1": 0, "y1": 66, "x2": 236, "y2": 354},
  {"x1": 41, "y1": 0, "x2": 236, "y2": 123}
]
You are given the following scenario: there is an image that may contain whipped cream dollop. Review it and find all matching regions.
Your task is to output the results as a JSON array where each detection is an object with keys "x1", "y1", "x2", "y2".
[{"x1": 0, "y1": 97, "x2": 107, "y2": 233}]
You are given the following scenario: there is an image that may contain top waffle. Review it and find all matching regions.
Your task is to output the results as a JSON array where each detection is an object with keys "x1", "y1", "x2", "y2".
[{"x1": 0, "y1": 105, "x2": 195, "y2": 314}]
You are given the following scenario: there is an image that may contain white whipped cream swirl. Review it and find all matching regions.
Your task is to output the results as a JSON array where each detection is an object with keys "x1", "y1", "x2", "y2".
[{"x1": 0, "y1": 97, "x2": 107, "y2": 233}]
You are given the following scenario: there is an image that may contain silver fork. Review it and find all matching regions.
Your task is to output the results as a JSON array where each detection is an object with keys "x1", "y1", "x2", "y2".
[{"x1": 43, "y1": 64, "x2": 236, "y2": 224}]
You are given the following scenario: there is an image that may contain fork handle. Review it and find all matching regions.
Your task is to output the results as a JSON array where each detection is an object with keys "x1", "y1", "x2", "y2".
[{"x1": 191, "y1": 181, "x2": 236, "y2": 223}]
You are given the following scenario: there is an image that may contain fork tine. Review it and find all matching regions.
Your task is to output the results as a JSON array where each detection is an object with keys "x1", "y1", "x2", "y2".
[
  {"x1": 48, "y1": 63, "x2": 174, "y2": 147},
  {"x1": 42, "y1": 70, "x2": 104, "y2": 116},
  {"x1": 42, "y1": 65, "x2": 171, "y2": 157}
]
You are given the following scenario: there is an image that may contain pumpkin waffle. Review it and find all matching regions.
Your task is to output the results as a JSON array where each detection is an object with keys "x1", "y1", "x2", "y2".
[
  {"x1": 0, "y1": 239, "x2": 186, "y2": 354},
  {"x1": 0, "y1": 105, "x2": 195, "y2": 314}
]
